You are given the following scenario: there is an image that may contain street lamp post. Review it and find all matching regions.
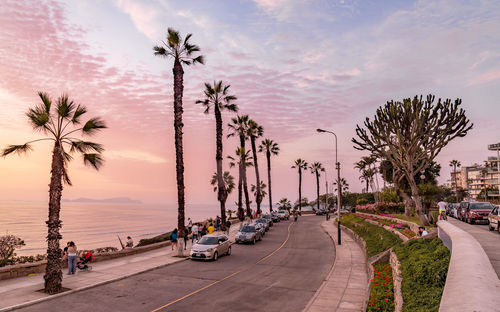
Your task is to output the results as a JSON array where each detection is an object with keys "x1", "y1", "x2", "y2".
[{"x1": 317, "y1": 128, "x2": 342, "y2": 245}]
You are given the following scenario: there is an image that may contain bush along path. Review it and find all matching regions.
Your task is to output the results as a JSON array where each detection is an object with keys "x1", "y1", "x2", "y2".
[{"x1": 367, "y1": 262, "x2": 395, "y2": 312}]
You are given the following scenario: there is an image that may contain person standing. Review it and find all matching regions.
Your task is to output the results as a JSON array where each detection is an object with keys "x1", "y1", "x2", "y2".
[
  {"x1": 183, "y1": 228, "x2": 189, "y2": 250},
  {"x1": 215, "y1": 216, "x2": 221, "y2": 232},
  {"x1": 191, "y1": 223, "x2": 199, "y2": 243},
  {"x1": 226, "y1": 219, "x2": 231, "y2": 235},
  {"x1": 208, "y1": 223, "x2": 215, "y2": 234},
  {"x1": 67, "y1": 241, "x2": 77, "y2": 275},
  {"x1": 200, "y1": 224, "x2": 207, "y2": 237},
  {"x1": 187, "y1": 218, "x2": 193, "y2": 233},
  {"x1": 170, "y1": 228, "x2": 178, "y2": 250}
]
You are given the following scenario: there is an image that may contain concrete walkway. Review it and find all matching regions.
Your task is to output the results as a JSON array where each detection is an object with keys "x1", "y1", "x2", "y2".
[
  {"x1": 304, "y1": 220, "x2": 369, "y2": 312},
  {"x1": 0, "y1": 226, "x2": 241, "y2": 312}
]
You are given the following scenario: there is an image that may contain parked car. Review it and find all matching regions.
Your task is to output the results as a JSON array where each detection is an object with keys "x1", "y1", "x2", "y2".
[
  {"x1": 277, "y1": 210, "x2": 290, "y2": 220},
  {"x1": 190, "y1": 234, "x2": 231, "y2": 261},
  {"x1": 255, "y1": 218, "x2": 270, "y2": 231},
  {"x1": 488, "y1": 206, "x2": 500, "y2": 232},
  {"x1": 315, "y1": 209, "x2": 326, "y2": 216},
  {"x1": 262, "y1": 214, "x2": 274, "y2": 226},
  {"x1": 235, "y1": 225, "x2": 262, "y2": 244},
  {"x1": 253, "y1": 222, "x2": 266, "y2": 237},
  {"x1": 271, "y1": 213, "x2": 280, "y2": 223},
  {"x1": 464, "y1": 202, "x2": 495, "y2": 224}
]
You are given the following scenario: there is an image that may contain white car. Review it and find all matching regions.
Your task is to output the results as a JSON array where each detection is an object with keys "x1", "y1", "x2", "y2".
[
  {"x1": 277, "y1": 210, "x2": 290, "y2": 220},
  {"x1": 190, "y1": 234, "x2": 231, "y2": 261}
]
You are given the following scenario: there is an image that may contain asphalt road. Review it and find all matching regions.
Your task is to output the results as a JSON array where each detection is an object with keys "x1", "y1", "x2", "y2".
[
  {"x1": 448, "y1": 217, "x2": 500, "y2": 278},
  {"x1": 18, "y1": 216, "x2": 335, "y2": 312}
]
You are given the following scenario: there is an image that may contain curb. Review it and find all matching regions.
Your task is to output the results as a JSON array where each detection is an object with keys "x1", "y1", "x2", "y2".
[{"x1": 0, "y1": 257, "x2": 189, "y2": 312}]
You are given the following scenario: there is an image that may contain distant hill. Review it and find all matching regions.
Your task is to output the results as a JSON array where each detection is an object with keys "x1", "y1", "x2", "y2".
[{"x1": 63, "y1": 197, "x2": 143, "y2": 204}]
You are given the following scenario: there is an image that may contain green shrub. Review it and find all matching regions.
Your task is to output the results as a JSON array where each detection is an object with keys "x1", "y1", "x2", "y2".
[
  {"x1": 393, "y1": 238, "x2": 450, "y2": 312},
  {"x1": 341, "y1": 214, "x2": 402, "y2": 257},
  {"x1": 136, "y1": 232, "x2": 171, "y2": 247},
  {"x1": 367, "y1": 263, "x2": 394, "y2": 311}
]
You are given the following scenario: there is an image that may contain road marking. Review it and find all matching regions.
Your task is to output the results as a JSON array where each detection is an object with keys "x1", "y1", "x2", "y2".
[{"x1": 151, "y1": 222, "x2": 294, "y2": 312}]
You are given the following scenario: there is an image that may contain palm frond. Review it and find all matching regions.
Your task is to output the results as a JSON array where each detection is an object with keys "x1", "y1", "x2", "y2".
[
  {"x1": 223, "y1": 104, "x2": 238, "y2": 112},
  {"x1": 153, "y1": 45, "x2": 168, "y2": 56},
  {"x1": 71, "y1": 105, "x2": 87, "y2": 124},
  {"x1": 62, "y1": 165, "x2": 72, "y2": 186},
  {"x1": 57, "y1": 94, "x2": 75, "y2": 119},
  {"x1": 69, "y1": 141, "x2": 104, "y2": 154},
  {"x1": 26, "y1": 106, "x2": 50, "y2": 132},
  {"x1": 82, "y1": 118, "x2": 107, "y2": 135},
  {"x1": 38, "y1": 92, "x2": 52, "y2": 113},
  {"x1": 2, "y1": 144, "x2": 32, "y2": 156},
  {"x1": 167, "y1": 28, "x2": 180, "y2": 48},
  {"x1": 83, "y1": 153, "x2": 104, "y2": 170}
]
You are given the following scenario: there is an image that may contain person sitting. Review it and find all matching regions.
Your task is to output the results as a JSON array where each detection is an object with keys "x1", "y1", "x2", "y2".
[
  {"x1": 418, "y1": 226, "x2": 429, "y2": 237},
  {"x1": 125, "y1": 236, "x2": 134, "y2": 248}
]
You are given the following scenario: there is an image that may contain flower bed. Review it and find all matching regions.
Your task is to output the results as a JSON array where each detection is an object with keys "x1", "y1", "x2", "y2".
[
  {"x1": 356, "y1": 202, "x2": 405, "y2": 214},
  {"x1": 355, "y1": 213, "x2": 417, "y2": 239},
  {"x1": 340, "y1": 214, "x2": 402, "y2": 257},
  {"x1": 393, "y1": 238, "x2": 450, "y2": 312},
  {"x1": 367, "y1": 263, "x2": 395, "y2": 311}
]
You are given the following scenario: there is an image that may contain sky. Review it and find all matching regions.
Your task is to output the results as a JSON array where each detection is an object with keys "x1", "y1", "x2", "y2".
[{"x1": 0, "y1": 0, "x2": 499, "y2": 205}]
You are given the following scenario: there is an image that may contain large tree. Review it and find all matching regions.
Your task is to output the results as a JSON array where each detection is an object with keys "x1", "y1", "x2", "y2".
[
  {"x1": 2, "y1": 92, "x2": 106, "y2": 294},
  {"x1": 353, "y1": 95, "x2": 472, "y2": 225},
  {"x1": 247, "y1": 120, "x2": 264, "y2": 214},
  {"x1": 197, "y1": 81, "x2": 237, "y2": 231},
  {"x1": 292, "y1": 159, "x2": 308, "y2": 213},
  {"x1": 228, "y1": 148, "x2": 253, "y2": 220},
  {"x1": 259, "y1": 139, "x2": 279, "y2": 212},
  {"x1": 449, "y1": 159, "x2": 461, "y2": 203},
  {"x1": 154, "y1": 28, "x2": 204, "y2": 241},
  {"x1": 310, "y1": 162, "x2": 325, "y2": 212},
  {"x1": 228, "y1": 115, "x2": 252, "y2": 218}
]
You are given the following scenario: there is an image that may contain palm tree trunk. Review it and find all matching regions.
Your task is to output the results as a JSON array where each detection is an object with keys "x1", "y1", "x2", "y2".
[
  {"x1": 173, "y1": 59, "x2": 186, "y2": 240},
  {"x1": 250, "y1": 136, "x2": 262, "y2": 214},
  {"x1": 237, "y1": 162, "x2": 244, "y2": 221},
  {"x1": 316, "y1": 172, "x2": 320, "y2": 211},
  {"x1": 267, "y1": 151, "x2": 272, "y2": 212},
  {"x1": 298, "y1": 168, "x2": 302, "y2": 213},
  {"x1": 214, "y1": 105, "x2": 227, "y2": 231},
  {"x1": 243, "y1": 169, "x2": 251, "y2": 218},
  {"x1": 44, "y1": 143, "x2": 64, "y2": 294}
]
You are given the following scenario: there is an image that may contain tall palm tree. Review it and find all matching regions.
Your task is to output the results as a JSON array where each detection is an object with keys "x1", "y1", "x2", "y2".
[
  {"x1": 334, "y1": 177, "x2": 350, "y2": 201},
  {"x1": 2, "y1": 92, "x2": 106, "y2": 294},
  {"x1": 197, "y1": 81, "x2": 237, "y2": 231},
  {"x1": 310, "y1": 162, "x2": 325, "y2": 212},
  {"x1": 210, "y1": 171, "x2": 235, "y2": 228},
  {"x1": 362, "y1": 155, "x2": 378, "y2": 195},
  {"x1": 259, "y1": 139, "x2": 279, "y2": 212},
  {"x1": 247, "y1": 119, "x2": 264, "y2": 214},
  {"x1": 251, "y1": 181, "x2": 267, "y2": 201},
  {"x1": 278, "y1": 198, "x2": 292, "y2": 211},
  {"x1": 154, "y1": 28, "x2": 204, "y2": 241},
  {"x1": 354, "y1": 159, "x2": 368, "y2": 191},
  {"x1": 449, "y1": 159, "x2": 461, "y2": 202},
  {"x1": 292, "y1": 159, "x2": 308, "y2": 213},
  {"x1": 228, "y1": 148, "x2": 253, "y2": 220},
  {"x1": 228, "y1": 115, "x2": 252, "y2": 218},
  {"x1": 359, "y1": 168, "x2": 375, "y2": 193}
]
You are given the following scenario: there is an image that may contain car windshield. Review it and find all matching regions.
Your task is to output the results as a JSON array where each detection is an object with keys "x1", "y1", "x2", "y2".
[
  {"x1": 470, "y1": 203, "x2": 494, "y2": 210},
  {"x1": 241, "y1": 226, "x2": 256, "y2": 232},
  {"x1": 256, "y1": 219, "x2": 266, "y2": 223},
  {"x1": 197, "y1": 237, "x2": 219, "y2": 245}
]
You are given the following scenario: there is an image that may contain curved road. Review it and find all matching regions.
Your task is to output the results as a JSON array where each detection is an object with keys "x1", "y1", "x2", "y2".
[
  {"x1": 448, "y1": 217, "x2": 500, "y2": 278},
  {"x1": 18, "y1": 216, "x2": 334, "y2": 312}
]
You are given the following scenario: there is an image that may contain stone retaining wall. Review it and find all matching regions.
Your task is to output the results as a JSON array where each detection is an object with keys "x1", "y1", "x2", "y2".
[{"x1": 389, "y1": 250, "x2": 403, "y2": 312}]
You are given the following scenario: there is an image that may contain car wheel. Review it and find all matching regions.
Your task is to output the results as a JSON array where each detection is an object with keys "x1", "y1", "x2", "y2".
[
  {"x1": 226, "y1": 246, "x2": 231, "y2": 256},
  {"x1": 213, "y1": 252, "x2": 218, "y2": 261},
  {"x1": 489, "y1": 223, "x2": 494, "y2": 231},
  {"x1": 470, "y1": 219, "x2": 475, "y2": 225},
  {"x1": 252, "y1": 237, "x2": 256, "y2": 244}
]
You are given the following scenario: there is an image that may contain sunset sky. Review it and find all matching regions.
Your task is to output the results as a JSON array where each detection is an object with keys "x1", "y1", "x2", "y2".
[{"x1": 1, "y1": 0, "x2": 499, "y2": 206}]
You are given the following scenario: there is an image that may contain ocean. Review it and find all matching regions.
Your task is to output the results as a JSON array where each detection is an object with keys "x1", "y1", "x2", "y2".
[{"x1": 0, "y1": 200, "x2": 223, "y2": 256}]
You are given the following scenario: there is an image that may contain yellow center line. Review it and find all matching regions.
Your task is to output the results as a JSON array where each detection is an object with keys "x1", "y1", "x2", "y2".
[{"x1": 151, "y1": 222, "x2": 294, "y2": 312}]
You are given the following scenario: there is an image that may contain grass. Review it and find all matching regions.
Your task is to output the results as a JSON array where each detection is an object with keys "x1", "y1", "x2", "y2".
[
  {"x1": 393, "y1": 238, "x2": 450, "y2": 312},
  {"x1": 136, "y1": 232, "x2": 171, "y2": 247},
  {"x1": 367, "y1": 263, "x2": 395, "y2": 312},
  {"x1": 341, "y1": 214, "x2": 402, "y2": 257}
]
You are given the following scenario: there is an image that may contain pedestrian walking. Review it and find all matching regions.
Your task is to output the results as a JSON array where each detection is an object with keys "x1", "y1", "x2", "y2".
[
  {"x1": 66, "y1": 241, "x2": 77, "y2": 275},
  {"x1": 294, "y1": 211, "x2": 298, "y2": 222},
  {"x1": 170, "y1": 228, "x2": 178, "y2": 250},
  {"x1": 226, "y1": 219, "x2": 231, "y2": 235},
  {"x1": 183, "y1": 228, "x2": 189, "y2": 250},
  {"x1": 187, "y1": 218, "x2": 193, "y2": 233},
  {"x1": 215, "y1": 216, "x2": 221, "y2": 232},
  {"x1": 191, "y1": 223, "x2": 199, "y2": 243}
]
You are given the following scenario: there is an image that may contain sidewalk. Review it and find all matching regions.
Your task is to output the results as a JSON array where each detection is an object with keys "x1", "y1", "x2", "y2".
[
  {"x1": 0, "y1": 225, "x2": 241, "y2": 311},
  {"x1": 304, "y1": 220, "x2": 369, "y2": 312}
]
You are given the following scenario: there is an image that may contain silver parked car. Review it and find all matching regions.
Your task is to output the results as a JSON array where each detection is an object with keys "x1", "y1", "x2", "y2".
[
  {"x1": 190, "y1": 234, "x2": 231, "y2": 261},
  {"x1": 253, "y1": 222, "x2": 266, "y2": 237},
  {"x1": 277, "y1": 210, "x2": 290, "y2": 220},
  {"x1": 235, "y1": 225, "x2": 263, "y2": 244}
]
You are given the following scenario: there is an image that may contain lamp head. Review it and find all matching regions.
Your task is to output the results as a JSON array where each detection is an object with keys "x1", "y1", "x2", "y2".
[{"x1": 317, "y1": 128, "x2": 326, "y2": 133}]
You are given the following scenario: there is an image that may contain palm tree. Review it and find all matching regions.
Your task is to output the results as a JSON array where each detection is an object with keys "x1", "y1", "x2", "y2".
[
  {"x1": 247, "y1": 119, "x2": 264, "y2": 214},
  {"x1": 359, "y1": 168, "x2": 375, "y2": 193},
  {"x1": 334, "y1": 177, "x2": 350, "y2": 200},
  {"x1": 449, "y1": 159, "x2": 461, "y2": 202},
  {"x1": 228, "y1": 115, "x2": 252, "y2": 218},
  {"x1": 228, "y1": 148, "x2": 253, "y2": 220},
  {"x1": 251, "y1": 181, "x2": 267, "y2": 201},
  {"x1": 310, "y1": 162, "x2": 325, "y2": 212},
  {"x1": 354, "y1": 159, "x2": 368, "y2": 191},
  {"x1": 226, "y1": 209, "x2": 235, "y2": 219},
  {"x1": 277, "y1": 198, "x2": 292, "y2": 211},
  {"x1": 259, "y1": 139, "x2": 279, "y2": 212},
  {"x1": 2, "y1": 92, "x2": 106, "y2": 294},
  {"x1": 154, "y1": 28, "x2": 204, "y2": 241},
  {"x1": 197, "y1": 81, "x2": 237, "y2": 231},
  {"x1": 210, "y1": 171, "x2": 235, "y2": 228},
  {"x1": 291, "y1": 159, "x2": 308, "y2": 213}
]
